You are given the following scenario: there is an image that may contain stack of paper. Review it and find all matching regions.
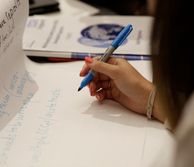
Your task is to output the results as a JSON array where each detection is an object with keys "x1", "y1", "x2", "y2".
[{"x1": 23, "y1": 15, "x2": 153, "y2": 60}]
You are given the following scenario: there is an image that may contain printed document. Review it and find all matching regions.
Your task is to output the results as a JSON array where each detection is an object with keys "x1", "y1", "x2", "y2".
[{"x1": 23, "y1": 16, "x2": 153, "y2": 57}]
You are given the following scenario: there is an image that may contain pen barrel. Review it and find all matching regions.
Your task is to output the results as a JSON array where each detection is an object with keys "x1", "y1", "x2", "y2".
[{"x1": 99, "y1": 46, "x2": 115, "y2": 62}]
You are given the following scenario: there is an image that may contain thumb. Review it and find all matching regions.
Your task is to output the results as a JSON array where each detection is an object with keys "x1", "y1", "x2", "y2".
[{"x1": 85, "y1": 58, "x2": 117, "y2": 79}]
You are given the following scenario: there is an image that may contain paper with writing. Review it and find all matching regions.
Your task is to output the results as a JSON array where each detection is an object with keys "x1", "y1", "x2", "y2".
[
  {"x1": 0, "y1": 58, "x2": 173, "y2": 167},
  {"x1": 0, "y1": 0, "x2": 37, "y2": 130}
]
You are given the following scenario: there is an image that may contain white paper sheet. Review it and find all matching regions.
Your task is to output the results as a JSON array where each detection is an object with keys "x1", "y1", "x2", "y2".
[
  {"x1": 0, "y1": 0, "x2": 37, "y2": 130},
  {"x1": 29, "y1": 0, "x2": 99, "y2": 18},
  {"x1": 54, "y1": 0, "x2": 99, "y2": 17},
  {"x1": 0, "y1": 56, "x2": 173, "y2": 167},
  {"x1": 23, "y1": 16, "x2": 153, "y2": 57}
]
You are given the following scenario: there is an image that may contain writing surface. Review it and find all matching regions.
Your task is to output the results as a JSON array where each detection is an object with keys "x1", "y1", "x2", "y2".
[{"x1": 0, "y1": 59, "x2": 173, "y2": 167}]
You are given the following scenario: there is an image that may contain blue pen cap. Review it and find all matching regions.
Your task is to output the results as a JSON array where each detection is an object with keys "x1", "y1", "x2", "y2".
[{"x1": 111, "y1": 24, "x2": 133, "y2": 49}]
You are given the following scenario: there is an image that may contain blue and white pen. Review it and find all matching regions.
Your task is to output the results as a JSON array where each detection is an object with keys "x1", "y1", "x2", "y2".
[{"x1": 78, "y1": 24, "x2": 133, "y2": 91}]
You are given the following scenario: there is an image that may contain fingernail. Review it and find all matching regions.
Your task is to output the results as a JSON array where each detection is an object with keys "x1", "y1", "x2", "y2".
[
  {"x1": 99, "y1": 94, "x2": 104, "y2": 100},
  {"x1": 85, "y1": 57, "x2": 93, "y2": 63},
  {"x1": 80, "y1": 65, "x2": 86, "y2": 76},
  {"x1": 96, "y1": 94, "x2": 101, "y2": 100},
  {"x1": 91, "y1": 91, "x2": 95, "y2": 96},
  {"x1": 79, "y1": 70, "x2": 83, "y2": 76}
]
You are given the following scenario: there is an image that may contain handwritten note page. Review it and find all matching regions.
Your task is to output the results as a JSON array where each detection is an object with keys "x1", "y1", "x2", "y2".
[
  {"x1": 0, "y1": 0, "x2": 37, "y2": 130},
  {"x1": 0, "y1": 57, "x2": 172, "y2": 167}
]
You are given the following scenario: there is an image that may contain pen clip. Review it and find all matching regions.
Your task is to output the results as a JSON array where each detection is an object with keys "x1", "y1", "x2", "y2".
[
  {"x1": 118, "y1": 26, "x2": 133, "y2": 46},
  {"x1": 111, "y1": 24, "x2": 133, "y2": 49}
]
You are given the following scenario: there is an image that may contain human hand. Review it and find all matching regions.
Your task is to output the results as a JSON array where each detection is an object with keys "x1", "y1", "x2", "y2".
[{"x1": 80, "y1": 57, "x2": 154, "y2": 116}]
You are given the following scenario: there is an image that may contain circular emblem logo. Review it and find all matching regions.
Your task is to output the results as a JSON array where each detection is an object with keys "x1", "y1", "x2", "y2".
[{"x1": 79, "y1": 24, "x2": 127, "y2": 48}]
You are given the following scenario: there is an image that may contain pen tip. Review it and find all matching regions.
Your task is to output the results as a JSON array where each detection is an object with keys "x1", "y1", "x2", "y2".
[{"x1": 78, "y1": 87, "x2": 82, "y2": 92}]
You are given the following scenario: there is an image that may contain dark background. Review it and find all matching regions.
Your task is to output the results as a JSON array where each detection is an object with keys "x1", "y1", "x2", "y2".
[
  {"x1": 29, "y1": 0, "x2": 149, "y2": 16},
  {"x1": 80, "y1": 0, "x2": 148, "y2": 15}
]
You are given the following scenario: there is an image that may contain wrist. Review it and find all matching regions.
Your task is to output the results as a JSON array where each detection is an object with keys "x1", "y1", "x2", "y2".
[
  {"x1": 150, "y1": 90, "x2": 166, "y2": 123},
  {"x1": 146, "y1": 87, "x2": 156, "y2": 119},
  {"x1": 142, "y1": 84, "x2": 166, "y2": 122},
  {"x1": 144, "y1": 85, "x2": 166, "y2": 123}
]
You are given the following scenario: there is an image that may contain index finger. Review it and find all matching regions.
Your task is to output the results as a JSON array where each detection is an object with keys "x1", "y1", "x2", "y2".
[
  {"x1": 79, "y1": 56, "x2": 100, "y2": 76},
  {"x1": 79, "y1": 63, "x2": 90, "y2": 76}
]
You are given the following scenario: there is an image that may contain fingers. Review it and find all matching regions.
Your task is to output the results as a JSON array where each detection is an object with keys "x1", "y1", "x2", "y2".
[
  {"x1": 88, "y1": 80, "x2": 113, "y2": 100},
  {"x1": 95, "y1": 89, "x2": 113, "y2": 101},
  {"x1": 89, "y1": 80, "x2": 111, "y2": 95},
  {"x1": 79, "y1": 57, "x2": 125, "y2": 102},
  {"x1": 80, "y1": 63, "x2": 90, "y2": 76},
  {"x1": 95, "y1": 80, "x2": 112, "y2": 90},
  {"x1": 80, "y1": 56, "x2": 120, "y2": 79},
  {"x1": 95, "y1": 89, "x2": 105, "y2": 101},
  {"x1": 88, "y1": 81, "x2": 96, "y2": 96},
  {"x1": 79, "y1": 57, "x2": 99, "y2": 76},
  {"x1": 85, "y1": 58, "x2": 118, "y2": 79}
]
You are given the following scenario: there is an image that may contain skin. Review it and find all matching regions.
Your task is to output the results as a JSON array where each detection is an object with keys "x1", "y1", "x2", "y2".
[{"x1": 80, "y1": 57, "x2": 166, "y2": 122}]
